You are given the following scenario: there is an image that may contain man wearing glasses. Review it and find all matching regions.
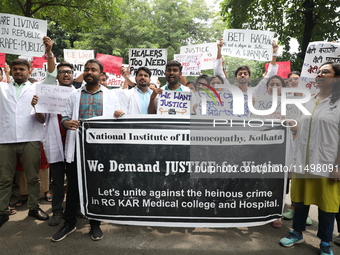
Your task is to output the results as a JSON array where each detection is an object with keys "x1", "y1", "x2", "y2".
[{"x1": 32, "y1": 37, "x2": 77, "y2": 227}]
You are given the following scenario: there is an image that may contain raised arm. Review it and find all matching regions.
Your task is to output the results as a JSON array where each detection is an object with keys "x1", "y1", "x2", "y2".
[
  {"x1": 4, "y1": 63, "x2": 10, "y2": 82},
  {"x1": 121, "y1": 66, "x2": 135, "y2": 89},
  {"x1": 43, "y1": 36, "x2": 55, "y2": 74},
  {"x1": 148, "y1": 88, "x2": 163, "y2": 114}
]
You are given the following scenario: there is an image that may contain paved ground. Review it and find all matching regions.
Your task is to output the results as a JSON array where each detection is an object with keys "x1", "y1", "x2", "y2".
[{"x1": 1, "y1": 192, "x2": 340, "y2": 255}]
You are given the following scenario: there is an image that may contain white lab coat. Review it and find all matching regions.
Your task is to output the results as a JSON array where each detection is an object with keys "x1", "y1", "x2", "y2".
[
  {"x1": 63, "y1": 86, "x2": 120, "y2": 163},
  {"x1": 120, "y1": 87, "x2": 152, "y2": 114},
  {"x1": 42, "y1": 86, "x2": 76, "y2": 163},
  {"x1": 0, "y1": 81, "x2": 43, "y2": 143}
]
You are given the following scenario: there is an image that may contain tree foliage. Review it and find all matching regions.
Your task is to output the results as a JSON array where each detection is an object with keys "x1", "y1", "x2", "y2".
[
  {"x1": 220, "y1": 0, "x2": 340, "y2": 70},
  {"x1": 75, "y1": 0, "x2": 225, "y2": 62}
]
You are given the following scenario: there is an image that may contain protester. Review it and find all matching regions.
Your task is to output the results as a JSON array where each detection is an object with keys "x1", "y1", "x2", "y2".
[
  {"x1": 51, "y1": 59, "x2": 123, "y2": 242},
  {"x1": 213, "y1": 40, "x2": 279, "y2": 94},
  {"x1": 279, "y1": 62, "x2": 340, "y2": 255},
  {"x1": 282, "y1": 70, "x2": 312, "y2": 225},
  {"x1": 0, "y1": 59, "x2": 49, "y2": 228},
  {"x1": 265, "y1": 75, "x2": 286, "y2": 96},
  {"x1": 148, "y1": 60, "x2": 190, "y2": 114},
  {"x1": 30, "y1": 36, "x2": 78, "y2": 227},
  {"x1": 100, "y1": 72, "x2": 109, "y2": 86},
  {"x1": 285, "y1": 71, "x2": 303, "y2": 97},
  {"x1": 120, "y1": 67, "x2": 153, "y2": 114}
]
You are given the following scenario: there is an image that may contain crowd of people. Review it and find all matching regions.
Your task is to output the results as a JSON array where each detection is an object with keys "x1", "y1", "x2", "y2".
[{"x1": 0, "y1": 35, "x2": 339, "y2": 255}]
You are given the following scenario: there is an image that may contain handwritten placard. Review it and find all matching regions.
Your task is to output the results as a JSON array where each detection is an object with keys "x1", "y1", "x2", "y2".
[
  {"x1": 96, "y1": 53, "x2": 123, "y2": 75},
  {"x1": 32, "y1": 55, "x2": 48, "y2": 68},
  {"x1": 0, "y1": 13, "x2": 47, "y2": 57},
  {"x1": 180, "y1": 43, "x2": 217, "y2": 70},
  {"x1": 250, "y1": 95, "x2": 300, "y2": 120},
  {"x1": 222, "y1": 29, "x2": 275, "y2": 61},
  {"x1": 63, "y1": 49, "x2": 94, "y2": 65},
  {"x1": 157, "y1": 91, "x2": 191, "y2": 115},
  {"x1": 107, "y1": 73, "x2": 124, "y2": 87},
  {"x1": 30, "y1": 66, "x2": 46, "y2": 82},
  {"x1": 195, "y1": 90, "x2": 249, "y2": 117},
  {"x1": 265, "y1": 61, "x2": 291, "y2": 79},
  {"x1": 300, "y1": 41, "x2": 340, "y2": 94},
  {"x1": 129, "y1": 48, "x2": 167, "y2": 77},
  {"x1": 174, "y1": 53, "x2": 201, "y2": 76},
  {"x1": 35, "y1": 84, "x2": 73, "y2": 114}
]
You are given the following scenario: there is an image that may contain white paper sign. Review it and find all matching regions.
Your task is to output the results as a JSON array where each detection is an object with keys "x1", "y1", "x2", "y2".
[
  {"x1": 194, "y1": 90, "x2": 249, "y2": 117},
  {"x1": 129, "y1": 48, "x2": 167, "y2": 77},
  {"x1": 35, "y1": 84, "x2": 73, "y2": 114},
  {"x1": 299, "y1": 41, "x2": 340, "y2": 94},
  {"x1": 63, "y1": 49, "x2": 94, "y2": 65},
  {"x1": 180, "y1": 43, "x2": 217, "y2": 70},
  {"x1": 0, "y1": 13, "x2": 47, "y2": 57},
  {"x1": 222, "y1": 29, "x2": 275, "y2": 61},
  {"x1": 250, "y1": 95, "x2": 300, "y2": 120},
  {"x1": 174, "y1": 53, "x2": 201, "y2": 76},
  {"x1": 30, "y1": 65, "x2": 46, "y2": 82},
  {"x1": 157, "y1": 91, "x2": 191, "y2": 115},
  {"x1": 107, "y1": 73, "x2": 124, "y2": 87}
]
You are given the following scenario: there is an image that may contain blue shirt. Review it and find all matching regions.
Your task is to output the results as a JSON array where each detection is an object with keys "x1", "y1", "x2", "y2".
[{"x1": 137, "y1": 87, "x2": 152, "y2": 114}]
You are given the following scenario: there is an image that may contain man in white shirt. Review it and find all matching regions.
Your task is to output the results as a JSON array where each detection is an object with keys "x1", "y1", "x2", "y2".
[
  {"x1": 0, "y1": 59, "x2": 49, "y2": 227},
  {"x1": 120, "y1": 67, "x2": 153, "y2": 114}
]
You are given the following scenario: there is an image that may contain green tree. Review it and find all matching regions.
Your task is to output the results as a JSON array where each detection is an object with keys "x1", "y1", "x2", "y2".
[
  {"x1": 75, "y1": 0, "x2": 225, "y2": 62},
  {"x1": 220, "y1": 0, "x2": 340, "y2": 71}
]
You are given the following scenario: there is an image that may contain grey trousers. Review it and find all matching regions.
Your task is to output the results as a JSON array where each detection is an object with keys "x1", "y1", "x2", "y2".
[{"x1": 0, "y1": 142, "x2": 41, "y2": 214}]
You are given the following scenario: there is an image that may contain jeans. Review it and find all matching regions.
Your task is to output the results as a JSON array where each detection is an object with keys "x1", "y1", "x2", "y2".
[{"x1": 293, "y1": 202, "x2": 335, "y2": 242}]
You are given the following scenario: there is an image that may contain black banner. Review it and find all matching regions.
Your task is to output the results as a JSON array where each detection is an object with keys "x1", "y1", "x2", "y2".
[{"x1": 77, "y1": 116, "x2": 288, "y2": 227}]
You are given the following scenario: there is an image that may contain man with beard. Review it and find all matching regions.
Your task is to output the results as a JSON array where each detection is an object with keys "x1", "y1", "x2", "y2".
[
  {"x1": 0, "y1": 59, "x2": 49, "y2": 227},
  {"x1": 31, "y1": 37, "x2": 77, "y2": 227},
  {"x1": 51, "y1": 59, "x2": 123, "y2": 242},
  {"x1": 148, "y1": 60, "x2": 190, "y2": 114},
  {"x1": 120, "y1": 67, "x2": 153, "y2": 114}
]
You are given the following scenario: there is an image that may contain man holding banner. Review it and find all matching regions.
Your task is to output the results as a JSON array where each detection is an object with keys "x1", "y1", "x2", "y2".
[
  {"x1": 0, "y1": 59, "x2": 49, "y2": 227},
  {"x1": 51, "y1": 59, "x2": 123, "y2": 242},
  {"x1": 148, "y1": 60, "x2": 190, "y2": 114},
  {"x1": 120, "y1": 67, "x2": 153, "y2": 114}
]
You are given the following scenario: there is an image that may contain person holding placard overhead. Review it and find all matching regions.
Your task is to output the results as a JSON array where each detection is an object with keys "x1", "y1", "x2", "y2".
[
  {"x1": 148, "y1": 60, "x2": 190, "y2": 114},
  {"x1": 214, "y1": 39, "x2": 279, "y2": 94},
  {"x1": 0, "y1": 59, "x2": 49, "y2": 227},
  {"x1": 279, "y1": 62, "x2": 340, "y2": 255}
]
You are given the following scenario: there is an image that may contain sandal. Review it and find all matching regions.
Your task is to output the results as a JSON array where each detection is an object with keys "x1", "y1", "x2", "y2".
[
  {"x1": 44, "y1": 192, "x2": 53, "y2": 202},
  {"x1": 14, "y1": 196, "x2": 28, "y2": 207},
  {"x1": 270, "y1": 219, "x2": 282, "y2": 228}
]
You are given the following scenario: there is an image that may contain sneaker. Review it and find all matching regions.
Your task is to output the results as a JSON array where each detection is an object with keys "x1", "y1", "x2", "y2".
[
  {"x1": 51, "y1": 225, "x2": 76, "y2": 242},
  {"x1": 306, "y1": 216, "x2": 312, "y2": 226},
  {"x1": 320, "y1": 241, "x2": 334, "y2": 255},
  {"x1": 90, "y1": 224, "x2": 103, "y2": 241},
  {"x1": 282, "y1": 209, "x2": 294, "y2": 220},
  {"x1": 280, "y1": 231, "x2": 304, "y2": 247},
  {"x1": 48, "y1": 213, "x2": 63, "y2": 226},
  {"x1": 334, "y1": 234, "x2": 340, "y2": 246}
]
